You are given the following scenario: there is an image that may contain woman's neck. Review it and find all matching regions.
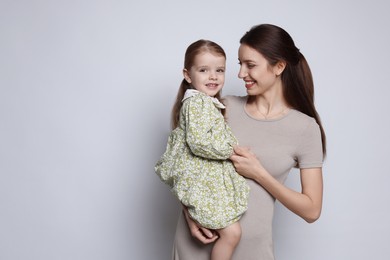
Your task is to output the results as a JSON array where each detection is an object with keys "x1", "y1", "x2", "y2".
[{"x1": 247, "y1": 90, "x2": 290, "y2": 120}]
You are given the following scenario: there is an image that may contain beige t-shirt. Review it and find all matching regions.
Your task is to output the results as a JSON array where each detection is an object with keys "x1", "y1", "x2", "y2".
[{"x1": 172, "y1": 95, "x2": 323, "y2": 260}]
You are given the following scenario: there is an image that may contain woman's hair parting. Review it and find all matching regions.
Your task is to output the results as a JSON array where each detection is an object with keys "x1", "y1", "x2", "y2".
[
  {"x1": 171, "y1": 39, "x2": 226, "y2": 129},
  {"x1": 240, "y1": 24, "x2": 326, "y2": 156}
]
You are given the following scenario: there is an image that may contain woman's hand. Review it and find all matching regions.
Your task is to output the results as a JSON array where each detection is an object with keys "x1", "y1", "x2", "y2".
[
  {"x1": 230, "y1": 146, "x2": 323, "y2": 223},
  {"x1": 182, "y1": 207, "x2": 219, "y2": 244},
  {"x1": 230, "y1": 145, "x2": 266, "y2": 181}
]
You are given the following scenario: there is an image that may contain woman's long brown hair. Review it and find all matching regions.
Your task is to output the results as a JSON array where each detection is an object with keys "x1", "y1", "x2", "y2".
[{"x1": 240, "y1": 24, "x2": 327, "y2": 157}]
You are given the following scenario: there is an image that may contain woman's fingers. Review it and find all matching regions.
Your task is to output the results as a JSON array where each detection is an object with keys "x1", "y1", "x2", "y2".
[
  {"x1": 233, "y1": 145, "x2": 251, "y2": 156},
  {"x1": 231, "y1": 145, "x2": 254, "y2": 163},
  {"x1": 189, "y1": 224, "x2": 218, "y2": 244},
  {"x1": 183, "y1": 207, "x2": 219, "y2": 244},
  {"x1": 194, "y1": 227, "x2": 219, "y2": 244}
]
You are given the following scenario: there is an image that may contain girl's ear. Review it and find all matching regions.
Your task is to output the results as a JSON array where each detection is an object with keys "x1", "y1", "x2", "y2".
[
  {"x1": 275, "y1": 61, "x2": 286, "y2": 76},
  {"x1": 183, "y1": 69, "x2": 192, "y2": 83}
]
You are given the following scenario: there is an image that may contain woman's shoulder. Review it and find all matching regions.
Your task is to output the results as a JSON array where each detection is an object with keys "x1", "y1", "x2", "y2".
[
  {"x1": 287, "y1": 110, "x2": 320, "y2": 136},
  {"x1": 222, "y1": 95, "x2": 247, "y2": 107},
  {"x1": 289, "y1": 110, "x2": 318, "y2": 125}
]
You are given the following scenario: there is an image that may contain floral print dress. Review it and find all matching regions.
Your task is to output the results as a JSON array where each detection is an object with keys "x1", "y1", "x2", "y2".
[{"x1": 155, "y1": 90, "x2": 249, "y2": 229}]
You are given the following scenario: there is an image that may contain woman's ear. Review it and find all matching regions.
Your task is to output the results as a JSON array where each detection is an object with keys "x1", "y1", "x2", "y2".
[
  {"x1": 183, "y1": 69, "x2": 192, "y2": 83},
  {"x1": 275, "y1": 61, "x2": 286, "y2": 76}
]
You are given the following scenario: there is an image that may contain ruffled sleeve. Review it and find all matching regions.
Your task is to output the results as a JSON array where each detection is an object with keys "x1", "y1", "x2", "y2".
[{"x1": 182, "y1": 94, "x2": 237, "y2": 160}]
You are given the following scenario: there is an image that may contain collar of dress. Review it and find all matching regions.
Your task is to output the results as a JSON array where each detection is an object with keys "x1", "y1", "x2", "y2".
[{"x1": 182, "y1": 89, "x2": 226, "y2": 109}]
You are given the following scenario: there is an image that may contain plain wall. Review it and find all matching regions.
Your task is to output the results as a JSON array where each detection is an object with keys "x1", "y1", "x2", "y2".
[{"x1": 1, "y1": 0, "x2": 390, "y2": 259}]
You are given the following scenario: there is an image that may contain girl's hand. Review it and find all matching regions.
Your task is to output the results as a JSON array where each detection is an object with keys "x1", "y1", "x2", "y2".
[
  {"x1": 230, "y1": 145, "x2": 266, "y2": 180},
  {"x1": 182, "y1": 207, "x2": 219, "y2": 244}
]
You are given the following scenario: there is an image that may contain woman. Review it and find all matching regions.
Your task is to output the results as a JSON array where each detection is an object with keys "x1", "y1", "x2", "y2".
[{"x1": 172, "y1": 24, "x2": 326, "y2": 260}]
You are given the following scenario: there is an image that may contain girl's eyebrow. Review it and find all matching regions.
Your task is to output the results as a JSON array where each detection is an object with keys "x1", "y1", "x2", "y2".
[{"x1": 196, "y1": 65, "x2": 225, "y2": 68}]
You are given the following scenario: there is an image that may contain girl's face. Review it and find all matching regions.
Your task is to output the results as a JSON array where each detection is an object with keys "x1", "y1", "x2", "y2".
[
  {"x1": 183, "y1": 52, "x2": 226, "y2": 97},
  {"x1": 238, "y1": 44, "x2": 282, "y2": 96}
]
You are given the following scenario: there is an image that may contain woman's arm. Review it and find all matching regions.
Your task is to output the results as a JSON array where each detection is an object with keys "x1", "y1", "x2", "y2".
[
  {"x1": 230, "y1": 146, "x2": 323, "y2": 223},
  {"x1": 182, "y1": 206, "x2": 219, "y2": 244}
]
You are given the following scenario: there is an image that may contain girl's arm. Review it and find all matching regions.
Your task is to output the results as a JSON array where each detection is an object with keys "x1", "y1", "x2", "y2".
[
  {"x1": 230, "y1": 146, "x2": 323, "y2": 223},
  {"x1": 184, "y1": 96, "x2": 236, "y2": 160}
]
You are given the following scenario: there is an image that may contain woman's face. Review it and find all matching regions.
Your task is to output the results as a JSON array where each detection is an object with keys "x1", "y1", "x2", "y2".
[{"x1": 238, "y1": 44, "x2": 280, "y2": 96}]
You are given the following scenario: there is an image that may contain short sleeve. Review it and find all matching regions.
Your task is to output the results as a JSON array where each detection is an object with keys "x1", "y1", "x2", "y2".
[{"x1": 296, "y1": 119, "x2": 323, "y2": 169}]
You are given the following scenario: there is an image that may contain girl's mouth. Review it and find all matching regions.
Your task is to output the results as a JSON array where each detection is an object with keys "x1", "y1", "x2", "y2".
[{"x1": 206, "y1": 83, "x2": 218, "y2": 88}]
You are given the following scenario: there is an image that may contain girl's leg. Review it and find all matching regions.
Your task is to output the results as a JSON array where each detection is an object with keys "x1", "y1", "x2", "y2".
[{"x1": 211, "y1": 222, "x2": 241, "y2": 260}]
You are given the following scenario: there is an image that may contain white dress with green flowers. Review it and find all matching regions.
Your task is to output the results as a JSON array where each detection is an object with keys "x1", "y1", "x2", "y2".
[{"x1": 155, "y1": 90, "x2": 250, "y2": 229}]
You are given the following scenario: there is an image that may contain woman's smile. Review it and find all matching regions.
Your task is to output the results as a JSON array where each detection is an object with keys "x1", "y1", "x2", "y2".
[{"x1": 244, "y1": 80, "x2": 255, "y2": 89}]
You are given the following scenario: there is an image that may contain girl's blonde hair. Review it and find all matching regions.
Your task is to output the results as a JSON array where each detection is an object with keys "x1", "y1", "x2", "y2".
[{"x1": 171, "y1": 39, "x2": 226, "y2": 129}]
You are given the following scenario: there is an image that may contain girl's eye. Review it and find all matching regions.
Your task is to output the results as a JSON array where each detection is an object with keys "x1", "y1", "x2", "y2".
[
  {"x1": 199, "y1": 69, "x2": 207, "y2": 72},
  {"x1": 217, "y1": 69, "x2": 225, "y2": 73}
]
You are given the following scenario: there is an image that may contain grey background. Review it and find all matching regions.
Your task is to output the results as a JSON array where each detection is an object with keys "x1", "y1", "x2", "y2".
[{"x1": 1, "y1": 0, "x2": 389, "y2": 259}]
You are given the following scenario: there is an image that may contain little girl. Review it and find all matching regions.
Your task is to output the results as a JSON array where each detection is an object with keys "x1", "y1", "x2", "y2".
[{"x1": 155, "y1": 39, "x2": 249, "y2": 260}]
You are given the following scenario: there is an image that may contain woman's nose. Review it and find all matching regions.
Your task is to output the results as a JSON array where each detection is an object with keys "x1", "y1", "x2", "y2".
[{"x1": 238, "y1": 67, "x2": 247, "y2": 79}]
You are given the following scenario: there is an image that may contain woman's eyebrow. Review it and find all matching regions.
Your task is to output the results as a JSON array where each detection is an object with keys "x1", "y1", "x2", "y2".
[{"x1": 238, "y1": 57, "x2": 253, "y2": 62}]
